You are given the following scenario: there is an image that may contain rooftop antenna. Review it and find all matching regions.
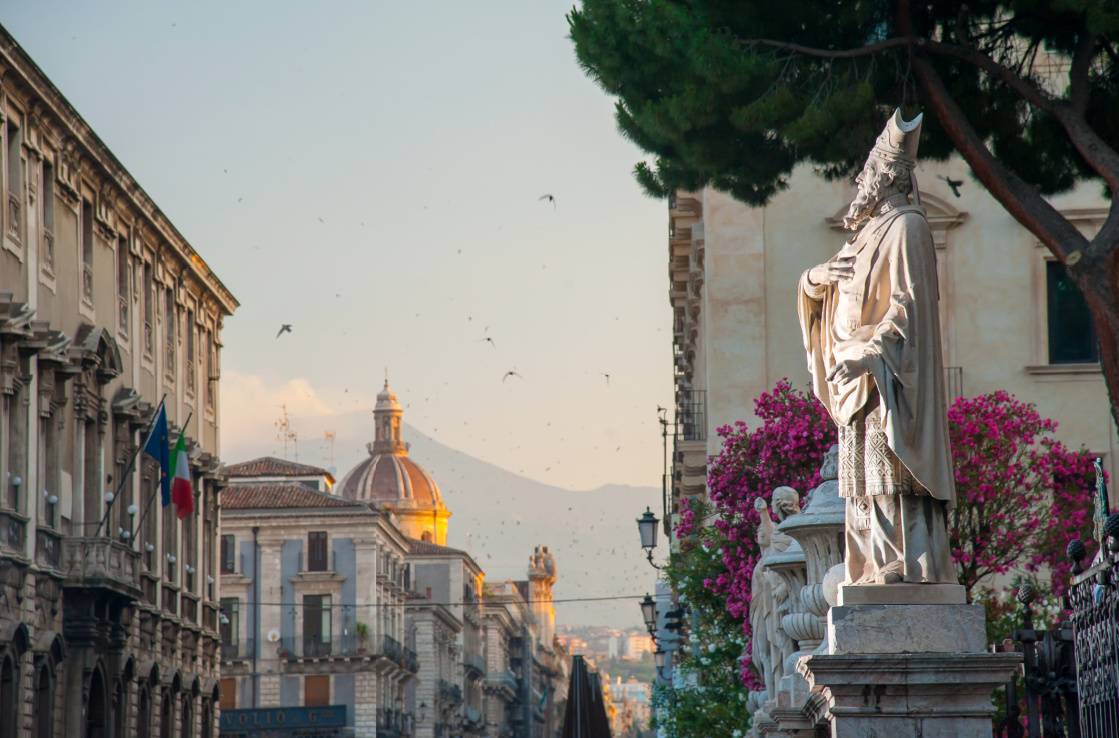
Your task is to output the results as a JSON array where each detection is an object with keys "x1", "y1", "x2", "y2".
[{"x1": 274, "y1": 405, "x2": 297, "y2": 459}]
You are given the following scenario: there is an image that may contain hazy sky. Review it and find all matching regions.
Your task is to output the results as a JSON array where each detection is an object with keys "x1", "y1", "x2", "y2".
[{"x1": 2, "y1": 2, "x2": 673, "y2": 491}]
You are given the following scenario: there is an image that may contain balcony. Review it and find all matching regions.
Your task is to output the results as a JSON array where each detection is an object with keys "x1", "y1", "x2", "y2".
[
  {"x1": 0, "y1": 510, "x2": 27, "y2": 557},
  {"x1": 377, "y1": 708, "x2": 413, "y2": 737},
  {"x1": 82, "y1": 264, "x2": 93, "y2": 302},
  {"x1": 221, "y1": 639, "x2": 257, "y2": 662},
  {"x1": 464, "y1": 651, "x2": 486, "y2": 678},
  {"x1": 35, "y1": 528, "x2": 61, "y2": 569},
  {"x1": 485, "y1": 671, "x2": 520, "y2": 701},
  {"x1": 42, "y1": 230, "x2": 55, "y2": 273},
  {"x1": 676, "y1": 389, "x2": 707, "y2": 442},
  {"x1": 7, "y1": 193, "x2": 21, "y2": 241},
  {"x1": 61, "y1": 537, "x2": 141, "y2": 599},
  {"x1": 118, "y1": 296, "x2": 129, "y2": 336},
  {"x1": 438, "y1": 679, "x2": 463, "y2": 705}
]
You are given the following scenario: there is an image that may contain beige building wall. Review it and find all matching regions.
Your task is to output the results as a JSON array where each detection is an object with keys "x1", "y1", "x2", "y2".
[{"x1": 675, "y1": 160, "x2": 1118, "y2": 496}]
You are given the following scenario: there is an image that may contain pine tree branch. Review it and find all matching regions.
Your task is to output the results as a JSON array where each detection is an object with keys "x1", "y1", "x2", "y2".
[{"x1": 910, "y1": 47, "x2": 1088, "y2": 263}]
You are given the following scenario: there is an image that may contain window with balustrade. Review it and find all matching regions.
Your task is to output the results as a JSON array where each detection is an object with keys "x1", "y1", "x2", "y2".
[
  {"x1": 41, "y1": 159, "x2": 55, "y2": 275},
  {"x1": 81, "y1": 198, "x2": 94, "y2": 304},
  {"x1": 143, "y1": 262, "x2": 154, "y2": 356},
  {"x1": 185, "y1": 309, "x2": 195, "y2": 395},
  {"x1": 6, "y1": 118, "x2": 23, "y2": 246},
  {"x1": 164, "y1": 288, "x2": 175, "y2": 381},
  {"x1": 117, "y1": 236, "x2": 130, "y2": 338}
]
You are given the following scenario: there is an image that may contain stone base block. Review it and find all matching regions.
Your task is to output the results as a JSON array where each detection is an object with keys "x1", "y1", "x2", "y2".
[
  {"x1": 838, "y1": 583, "x2": 966, "y2": 605},
  {"x1": 798, "y1": 651, "x2": 1021, "y2": 738},
  {"x1": 828, "y1": 603, "x2": 987, "y2": 654}
]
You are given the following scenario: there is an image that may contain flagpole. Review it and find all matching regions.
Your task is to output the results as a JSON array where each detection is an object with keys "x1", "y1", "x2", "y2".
[
  {"x1": 131, "y1": 409, "x2": 193, "y2": 549},
  {"x1": 94, "y1": 394, "x2": 166, "y2": 539}
]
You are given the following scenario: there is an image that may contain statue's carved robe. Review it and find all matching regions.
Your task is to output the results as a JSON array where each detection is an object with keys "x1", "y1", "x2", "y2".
[{"x1": 797, "y1": 202, "x2": 956, "y2": 584}]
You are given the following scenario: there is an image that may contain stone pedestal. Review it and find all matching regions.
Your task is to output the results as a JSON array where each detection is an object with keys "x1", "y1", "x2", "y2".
[{"x1": 799, "y1": 603, "x2": 1020, "y2": 738}]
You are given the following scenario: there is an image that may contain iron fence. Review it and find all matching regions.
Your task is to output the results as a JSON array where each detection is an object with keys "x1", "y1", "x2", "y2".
[{"x1": 1067, "y1": 515, "x2": 1119, "y2": 738}]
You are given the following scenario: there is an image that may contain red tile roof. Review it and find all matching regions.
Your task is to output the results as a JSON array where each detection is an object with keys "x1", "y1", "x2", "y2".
[
  {"x1": 222, "y1": 483, "x2": 359, "y2": 510},
  {"x1": 223, "y1": 456, "x2": 334, "y2": 480}
]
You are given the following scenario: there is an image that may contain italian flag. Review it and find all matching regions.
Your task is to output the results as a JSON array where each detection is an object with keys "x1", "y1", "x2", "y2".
[{"x1": 170, "y1": 433, "x2": 194, "y2": 519}]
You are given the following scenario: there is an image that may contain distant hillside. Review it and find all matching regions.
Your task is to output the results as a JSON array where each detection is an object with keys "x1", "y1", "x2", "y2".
[{"x1": 224, "y1": 410, "x2": 660, "y2": 627}]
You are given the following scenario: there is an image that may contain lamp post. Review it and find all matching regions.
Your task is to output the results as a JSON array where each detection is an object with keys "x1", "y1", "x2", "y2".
[
  {"x1": 640, "y1": 593, "x2": 658, "y2": 634},
  {"x1": 637, "y1": 507, "x2": 664, "y2": 569},
  {"x1": 654, "y1": 647, "x2": 667, "y2": 681}
]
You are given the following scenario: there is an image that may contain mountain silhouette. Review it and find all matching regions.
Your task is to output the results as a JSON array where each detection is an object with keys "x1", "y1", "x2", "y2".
[{"x1": 224, "y1": 411, "x2": 659, "y2": 627}]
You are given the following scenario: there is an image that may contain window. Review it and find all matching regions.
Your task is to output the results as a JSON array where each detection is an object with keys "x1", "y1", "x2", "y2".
[
  {"x1": 6, "y1": 120, "x2": 22, "y2": 242},
  {"x1": 164, "y1": 287, "x2": 176, "y2": 378},
  {"x1": 219, "y1": 598, "x2": 239, "y2": 648},
  {"x1": 117, "y1": 236, "x2": 130, "y2": 335},
  {"x1": 304, "y1": 675, "x2": 330, "y2": 707},
  {"x1": 307, "y1": 531, "x2": 328, "y2": 572},
  {"x1": 41, "y1": 160, "x2": 54, "y2": 272},
  {"x1": 220, "y1": 534, "x2": 236, "y2": 574},
  {"x1": 143, "y1": 262, "x2": 154, "y2": 354},
  {"x1": 81, "y1": 199, "x2": 94, "y2": 302},
  {"x1": 186, "y1": 309, "x2": 195, "y2": 393},
  {"x1": 163, "y1": 502, "x2": 177, "y2": 583},
  {"x1": 302, "y1": 594, "x2": 331, "y2": 657},
  {"x1": 1047, "y1": 261, "x2": 1099, "y2": 364},
  {"x1": 218, "y1": 678, "x2": 236, "y2": 712},
  {"x1": 205, "y1": 331, "x2": 215, "y2": 408},
  {"x1": 34, "y1": 664, "x2": 51, "y2": 738}
]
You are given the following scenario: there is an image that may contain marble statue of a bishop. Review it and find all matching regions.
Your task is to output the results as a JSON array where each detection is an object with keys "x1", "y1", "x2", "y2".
[{"x1": 797, "y1": 109, "x2": 956, "y2": 588}]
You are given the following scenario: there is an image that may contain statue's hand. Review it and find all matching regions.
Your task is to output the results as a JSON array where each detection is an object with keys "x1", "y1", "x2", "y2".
[
  {"x1": 754, "y1": 498, "x2": 769, "y2": 513},
  {"x1": 808, "y1": 254, "x2": 855, "y2": 285},
  {"x1": 827, "y1": 355, "x2": 872, "y2": 384}
]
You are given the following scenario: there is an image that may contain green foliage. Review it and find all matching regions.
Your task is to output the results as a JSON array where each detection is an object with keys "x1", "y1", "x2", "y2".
[
  {"x1": 569, "y1": 1, "x2": 1119, "y2": 203},
  {"x1": 654, "y1": 499, "x2": 751, "y2": 738}
]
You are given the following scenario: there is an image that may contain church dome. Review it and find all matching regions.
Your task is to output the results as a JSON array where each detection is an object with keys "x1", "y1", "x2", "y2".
[
  {"x1": 334, "y1": 380, "x2": 450, "y2": 543},
  {"x1": 335, "y1": 452, "x2": 443, "y2": 508}
]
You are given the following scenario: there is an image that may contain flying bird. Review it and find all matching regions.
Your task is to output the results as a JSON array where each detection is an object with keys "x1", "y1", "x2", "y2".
[
  {"x1": 601, "y1": 373, "x2": 611, "y2": 385},
  {"x1": 482, "y1": 337, "x2": 497, "y2": 349},
  {"x1": 938, "y1": 175, "x2": 964, "y2": 198},
  {"x1": 276, "y1": 324, "x2": 293, "y2": 338},
  {"x1": 538, "y1": 194, "x2": 556, "y2": 209},
  {"x1": 502, "y1": 371, "x2": 523, "y2": 382}
]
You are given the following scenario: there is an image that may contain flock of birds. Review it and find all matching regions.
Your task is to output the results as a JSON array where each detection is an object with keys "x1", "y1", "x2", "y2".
[{"x1": 271, "y1": 191, "x2": 613, "y2": 391}]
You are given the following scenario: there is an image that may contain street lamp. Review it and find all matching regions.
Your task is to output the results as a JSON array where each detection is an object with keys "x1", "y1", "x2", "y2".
[
  {"x1": 654, "y1": 647, "x2": 667, "y2": 680},
  {"x1": 637, "y1": 507, "x2": 663, "y2": 569},
  {"x1": 640, "y1": 593, "x2": 658, "y2": 633}
]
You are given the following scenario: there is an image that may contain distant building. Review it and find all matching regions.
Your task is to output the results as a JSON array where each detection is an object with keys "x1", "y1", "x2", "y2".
[
  {"x1": 218, "y1": 459, "x2": 417, "y2": 737},
  {"x1": 407, "y1": 538, "x2": 487, "y2": 738},
  {"x1": 0, "y1": 24, "x2": 237, "y2": 738}
]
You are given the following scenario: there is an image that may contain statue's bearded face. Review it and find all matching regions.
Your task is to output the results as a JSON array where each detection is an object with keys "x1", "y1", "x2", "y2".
[{"x1": 841, "y1": 156, "x2": 911, "y2": 231}]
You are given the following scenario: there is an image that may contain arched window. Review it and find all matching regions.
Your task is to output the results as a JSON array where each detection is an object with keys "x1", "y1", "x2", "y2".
[
  {"x1": 199, "y1": 699, "x2": 212, "y2": 738},
  {"x1": 85, "y1": 668, "x2": 107, "y2": 738},
  {"x1": 35, "y1": 664, "x2": 53, "y2": 738},
  {"x1": 136, "y1": 687, "x2": 150, "y2": 738},
  {"x1": 0, "y1": 655, "x2": 17, "y2": 738},
  {"x1": 160, "y1": 691, "x2": 172, "y2": 738},
  {"x1": 181, "y1": 695, "x2": 193, "y2": 738}
]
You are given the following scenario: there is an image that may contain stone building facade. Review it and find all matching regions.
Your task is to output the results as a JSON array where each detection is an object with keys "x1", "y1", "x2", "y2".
[
  {"x1": 0, "y1": 24, "x2": 236, "y2": 738},
  {"x1": 218, "y1": 458, "x2": 417, "y2": 738}
]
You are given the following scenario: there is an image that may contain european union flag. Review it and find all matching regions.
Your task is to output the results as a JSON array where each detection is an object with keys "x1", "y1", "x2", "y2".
[{"x1": 142, "y1": 401, "x2": 171, "y2": 507}]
